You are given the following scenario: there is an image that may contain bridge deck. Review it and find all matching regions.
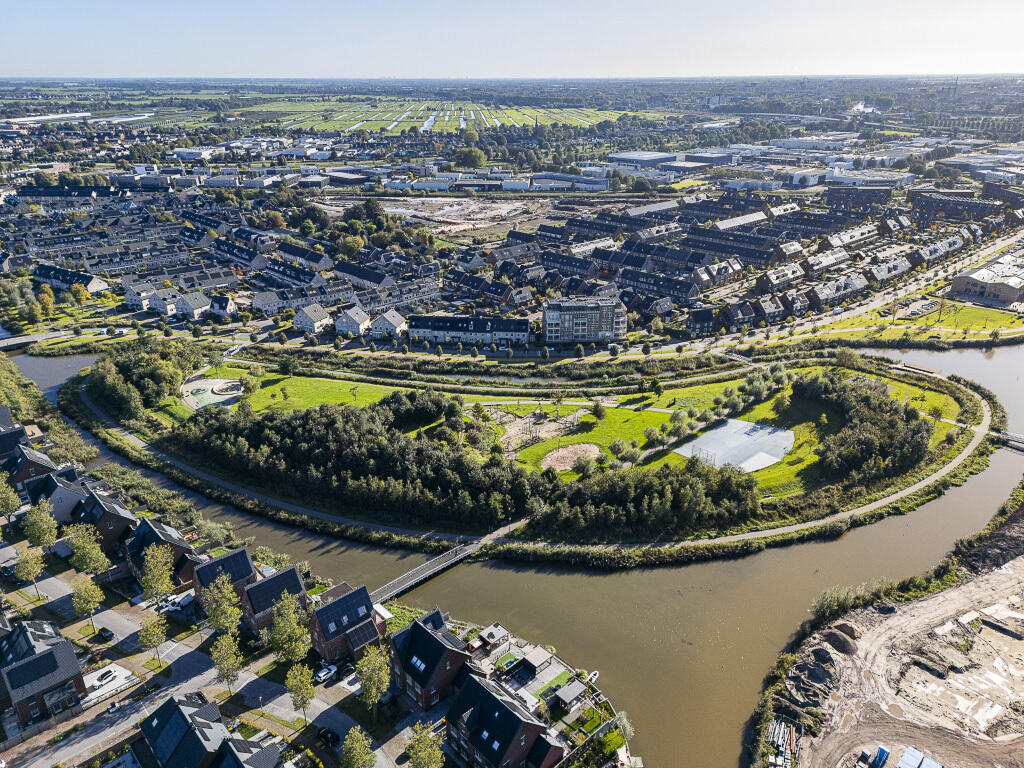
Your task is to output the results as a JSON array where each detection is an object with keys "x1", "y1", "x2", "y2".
[{"x1": 370, "y1": 542, "x2": 481, "y2": 603}]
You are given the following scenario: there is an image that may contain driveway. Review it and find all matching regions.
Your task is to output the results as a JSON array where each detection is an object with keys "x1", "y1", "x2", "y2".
[{"x1": 92, "y1": 606, "x2": 143, "y2": 652}]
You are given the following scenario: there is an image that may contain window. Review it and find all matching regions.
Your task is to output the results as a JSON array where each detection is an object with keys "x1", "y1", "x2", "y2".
[
  {"x1": 492, "y1": 740, "x2": 500, "y2": 751},
  {"x1": 358, "y1": 605, "x2": 367, "y2": 617},
  {"x1": 481, "y1": 729, "x2": 489, "y2": 741},
  {"x1": 410, "y1": 655, "x2": 426, "y2": 673},
  {"x1": 520, "y1": 735, "x2": 526, "y2": 747}
]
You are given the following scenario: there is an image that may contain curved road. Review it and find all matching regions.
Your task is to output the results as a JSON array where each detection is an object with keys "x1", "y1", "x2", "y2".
[{"x1": 74, "y1": 372, "x2": 992, "y2": 554}]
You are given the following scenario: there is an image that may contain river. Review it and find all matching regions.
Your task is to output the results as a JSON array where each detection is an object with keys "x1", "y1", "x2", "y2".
[{"x1": 13, "y1": 346, "x2": 1024, "y2": 768}]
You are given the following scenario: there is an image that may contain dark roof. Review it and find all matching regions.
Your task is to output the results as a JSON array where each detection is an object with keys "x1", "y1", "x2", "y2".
[
  {"x1": 391, "y1": 609, "x2": 467, "y2": 687},
  {"x1": 24, "y1": 471, "x2": 88, "y2": 505},
  {"x1": 212, "y1": 739, "x2": 283, "y2": 768},
  {"x1": 2, "y1": 443, "x2": 57, "y2": 473},
  {"x1": 313, "y1": 585, "x2": 374, "y2": 642},
  {"x1": 0, "y1": 621, "x2": 81, "y2": 702},
  {"x1": 141, "y1": 695, "x2": 229, "y2": 768},
  {"x1": 243, "y1": 566, "x2": 304, "y2": 616},
  {"x1": 195, "y1": 547, "x2": 255, "y2": 589},
  {"x1": 448, "y1": 675, "x2": 544, "y2": 766},
  {"x1": 0, "y1": 425, "x2": 29, "y2": 456}
]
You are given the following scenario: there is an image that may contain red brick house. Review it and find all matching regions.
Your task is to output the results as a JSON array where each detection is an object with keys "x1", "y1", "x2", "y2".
[
  {"x1": 446, "y1": 675, "x2": 564, "y2": 768},
  {"x1": 71, "y1": 489, "x2": 139, "y2": 557},
  {"x1": 194, "y1": 547, "x2": 256, "y2": 605},
  {"x1": 310, "y1": 585, "x2": 385, "y2": 663},
  {"x1": 0, "y1": 621, "x2": 86, "y2": 725},
  {"x1": 389, "y1": 609, "x2": 472, "y2": 709},
  {"x1": 1, "y1": 445, "x2": 58, "y2": 491},
  {"x1": 126, "y1": 518, "x2": 200, "y2": 587},
  {"x1": 241, "y1": 566, "x2": 307, "y2": 634}
]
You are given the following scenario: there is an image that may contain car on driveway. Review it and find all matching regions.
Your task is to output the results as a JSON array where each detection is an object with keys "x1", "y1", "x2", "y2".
[
  {"x1": 315, "y1": 664, "x2": 337, "y2": 684},
  {"x1": 318, "y1": 728, "x2": 341, "y2": 747},
  {"x1": 97, "y1": 668, "x2": 115, "y2": 684},
  {"x1": 97, "y1": 627, "x2": 115, "y2": 642}
]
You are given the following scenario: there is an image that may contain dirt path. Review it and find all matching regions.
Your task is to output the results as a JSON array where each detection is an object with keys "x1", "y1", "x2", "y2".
[{"x1": 804, "y1": 550, "x2": 1024, "y2": 768}]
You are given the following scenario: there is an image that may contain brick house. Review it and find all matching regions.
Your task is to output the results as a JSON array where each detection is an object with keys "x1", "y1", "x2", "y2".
[
  {"x1": 71, "y1": 489, "x2": 139, "y2": 557},
  {"x1": 0, "y1": 621, "x2": 85, "y2": 725},
  {"x1": 389, "y1": 609, "x2": 472, "y2": 709},
  {"x1": 241, "y1": 566, "x2": 307, "y2": 634},
  {"x1": 194, "y1": 547, "x2": 257, "y2": 606},
  {"x1": 126, "y1": 518, "x2": 201, "y2": 588},
  {"x1": 1, "y1": 445, "x2": 59, "y2": 491},
  {"x1": 310, "y1": 585, "x2": 384, "y2": 663},
  {"x1": 446, "y1": 675, "x2": 564, "y2": 768}
]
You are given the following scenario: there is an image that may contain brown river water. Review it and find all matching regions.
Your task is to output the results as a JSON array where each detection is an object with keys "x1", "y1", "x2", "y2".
[{"x1": 13, "y1": 346, "x2": 1024, "y2": 768}]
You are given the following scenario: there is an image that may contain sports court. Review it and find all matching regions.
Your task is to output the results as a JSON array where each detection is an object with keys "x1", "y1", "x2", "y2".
[{"x1": 674, "y1": 419, "x2": 795, "y2": 472}]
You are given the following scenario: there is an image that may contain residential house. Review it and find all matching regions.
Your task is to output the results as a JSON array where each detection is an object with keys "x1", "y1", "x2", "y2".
[
  {"x1": 149, "y1": 288, "x2": 182, "y2": 317},
  {"x1": 241, "y1": 565, "x2": 307, "y2": 634},
  {"x1": 0, "y1": 621, "x2": 85, "y2": 725},
  {"x1": 390, "y1": 609, "x2": 473, "y2": 709},
  {"x1": 293, "y1": 303, "x2": 332, "y2": 334},
  {"x1": 71, "y1": 489, "x2": 138, "y2": 557},
  {"x1": 370, "y1": 309, "x2": 407, "y2": 339},
  {"x1": 753, "y1": 295, "x2": 788, "y2": 325},
  {"x1": 687, "y1": 307, "x2": 718, "y2": 336},
  {"x1": 209, "y1": 295, "x2": 237, "y2": 319},
  {"x1": 177, "y1": 292, "x2": 211, "y2": 321},
  {"x1": 334, "y1": 305, "x2": 371, "y2": 337},
  {"x1": 33, "y1": 264, "x2": 109, "y2": 294},
  {"x1": 194, "y1": 547, "x2": 257, "y2": 616},
  {"x1": 137, "y1": 693, "x2": 282, "y2": 768},
  {"x1": 2, "y1": 444, "x2": 58, "y2": 491},
  {"x1": 310, "y1": 585, "x2": 385, "y2": 663},
  {"x1": 124, "y1": 281, "x2": 158, "y2": 310},
  {"x1": 126, "y1": 518, "x2": 200, "y2": 588},
  {"x1": 24, "y1": 470, "x2": 88, "y2": 523},
  {"x1": 446, "y1": 675, "x2": 565, "y2": 768}
]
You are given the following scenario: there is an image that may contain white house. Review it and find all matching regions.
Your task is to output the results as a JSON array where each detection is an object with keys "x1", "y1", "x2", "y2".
[
  {"x1": 293, "y1": 303, "x2": 332, "y2": 334},
  {"x1": 210, "y1": 295, "x2": 237, "y2": 319},
  {"x1": 124, "y1": 281, "x2": 158, "y2": 310},
  {"x1": 177, "y1": 292, "x2": 211, "y2": 321},
  {"x1": 370, "y1": 309, "x2": 407, "y2": 339},
  {"x1": 334, "y1": 305, "x2": 371, "y2": 337},
  {"x1": 149, "y1": 288, "x2": 181, "y2": 317}
]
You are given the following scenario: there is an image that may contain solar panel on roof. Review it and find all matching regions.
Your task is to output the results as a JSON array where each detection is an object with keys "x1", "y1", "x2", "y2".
[{"x1": 6, "y1": 649, "x2": 58, "y2": 690}]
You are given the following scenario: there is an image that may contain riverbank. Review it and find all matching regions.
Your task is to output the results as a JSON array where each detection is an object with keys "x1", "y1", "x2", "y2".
[
  {"x1": 748, "y1": 472, "x2": 1024, "y2": 767},
  {"x1": 58, "y1": 355, "x2": 1000, "y2": 569}
]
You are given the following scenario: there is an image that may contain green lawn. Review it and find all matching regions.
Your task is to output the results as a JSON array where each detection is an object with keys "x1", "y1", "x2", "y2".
[{"x1": 516, "y1": 407, "x2": 672, "y2": 472}]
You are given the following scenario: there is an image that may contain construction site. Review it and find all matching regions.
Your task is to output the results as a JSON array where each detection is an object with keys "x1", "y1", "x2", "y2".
[{"x1": 768, "y1": 495, "x2": 1024, "y2": 768}]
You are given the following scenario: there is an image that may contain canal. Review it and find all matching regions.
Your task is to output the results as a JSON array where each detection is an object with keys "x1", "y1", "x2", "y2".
[{"x1": 14, "y1": 347, "x2": 1024, "y2": 768}]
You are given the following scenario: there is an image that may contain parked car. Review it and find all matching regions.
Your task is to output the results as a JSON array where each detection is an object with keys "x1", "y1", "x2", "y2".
[
  {"x1": 318, "y1": 728, "x2": 341, "y2": 747},
  {"x1": 97, "y1": 668, "x2": 116, "y2": 684},
  {"x1": 315, "y1": 664, "x2": 337, "y2": 684},
  {"x1": 97, "y1": 627, "x2": 116, "y2": 642},
  {"x1": 107, "y1": 701, "x2": 121, "y2": 715}
]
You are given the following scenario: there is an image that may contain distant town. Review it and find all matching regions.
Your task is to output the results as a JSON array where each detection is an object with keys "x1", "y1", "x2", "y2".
[{"x1": 1, "y1": 75, "x2": 1024, "y2": 768}]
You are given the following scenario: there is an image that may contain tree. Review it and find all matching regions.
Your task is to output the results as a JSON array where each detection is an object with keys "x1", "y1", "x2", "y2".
[
  {"x1": 454, "y1": 147, "x2": 486, "y2": 168},
  {"x1": 285, "y1": 663, "x2": 315, "y2": 724},
  {"x1": 406, "y1": 721, "x2": 444, "y2": 768},
  {"x1": 201, "y1": 572, "x2": 242, "y2": 636},
  {"x1": 139, "y1": 615, "x2": 168, "y2": 662},
  {"x1": 211, "y1": 633, "x2": 243, "y2": 694},
  {"x1": 269, "y1": 591, "x2": 311, "y2": 663},
  {"x1": 14, "y1": 548, "x2": 45, "y2": 599},
  {"x1": 22, "y1": 500, "x2": 58, "y2": 550},
  {"x1": 341, "y1": 726, "x2": 376, "y2": 768},
  {"x1": 70, "y1": 283, "x2": 89, "y2": 306},
  {"x1": 591, "y1": 401, "x2": 606, "y2": 420},
  {"x1": 0, "y1": 481, "x2": 19, "y2": 526},
  {"x1": 355, "y1": 644, "x2": 390, "y2": 724},
  {"x1": 239, "y1": 374, "x2": 260, "y2": 395},
  {"x1": 140, "y1": 543, "x2": 176, "y2": 602},
  {"x1": 66, "y1": 524, "x2": 111, "y2": 574},
  {"x1": 71, "y1": 578, "x2": 104, "y2": 632},
  {"x1": 574, "y1": 344, "x2": 584, "y2": 359},
  {"x1": 773, "y1": 390, "x2": 791, "y2": 416}
]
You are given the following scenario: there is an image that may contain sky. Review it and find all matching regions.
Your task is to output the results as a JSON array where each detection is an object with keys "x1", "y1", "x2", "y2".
[{"x1": 2, "y1": 0, "x2": 1024, "y2": 79}]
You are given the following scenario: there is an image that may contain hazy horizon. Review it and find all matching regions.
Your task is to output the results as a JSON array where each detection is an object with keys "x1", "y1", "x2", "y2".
[{"x1": 4, "y1": 0, "x2": 1024, "y2": 80}]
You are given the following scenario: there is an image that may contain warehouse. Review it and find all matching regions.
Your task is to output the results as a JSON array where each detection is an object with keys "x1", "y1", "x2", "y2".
[
  {"x1": 607, "y1": 150, "x2": 678, "y2": 168},
  {"x1": 951, "y1": 253, "x2": 1024, "y2": 305}
]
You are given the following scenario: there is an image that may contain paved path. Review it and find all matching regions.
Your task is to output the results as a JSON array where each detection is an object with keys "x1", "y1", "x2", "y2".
[
  {"x1": 79, "y1": 380, "x2": 472, "y2": 543},
  {"x1": 77, "y1": 361, "x2": 992, "y2": 555},
  {"x1": 0, "y1": 330, "x2": 69, "y2": 349},
  {"x1": 493, "y1": 386, "x2": 993, "y2": 551}
]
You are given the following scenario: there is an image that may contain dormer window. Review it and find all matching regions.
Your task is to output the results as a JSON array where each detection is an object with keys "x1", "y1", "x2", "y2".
[{"x1": 481, "y1": 729, "x2": 489, "y2": 741}]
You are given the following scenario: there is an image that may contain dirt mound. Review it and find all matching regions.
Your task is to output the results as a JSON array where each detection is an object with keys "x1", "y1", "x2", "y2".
[
  {"x1": 822, "y1": 629, "x2": 857, "y2": 655},
  {"x1": 834, "y1": 621, "x2": 861, "y2": 639},
  {"x1": 541, "y1": 443, "x2": 601, "y2": 472}
]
